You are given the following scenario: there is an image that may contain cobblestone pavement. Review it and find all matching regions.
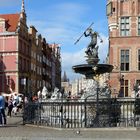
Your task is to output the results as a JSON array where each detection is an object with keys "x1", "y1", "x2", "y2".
[{"x1": 0, "y1": 116, "x2": 140, "y2": 140}]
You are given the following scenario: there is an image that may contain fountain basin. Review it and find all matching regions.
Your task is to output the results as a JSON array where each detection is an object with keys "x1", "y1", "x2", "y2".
[{"x1": 72, "y1": 64, "x2": 113, "y2": 79}]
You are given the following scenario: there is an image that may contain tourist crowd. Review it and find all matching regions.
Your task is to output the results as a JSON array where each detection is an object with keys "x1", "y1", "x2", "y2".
[{"x1": 0, "y1": 92, "x2": 24, "y2": 126}]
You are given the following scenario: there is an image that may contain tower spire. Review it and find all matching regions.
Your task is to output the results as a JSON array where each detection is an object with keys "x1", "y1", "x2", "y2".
[
  {"x1": 21, "y1": 0, "x2": 25, "y2": 13},
  {"x1": 19, "y1": 0, "x2": 27, "y2": 25},
  {"x1": 62, "y1": 71, "x2": 69, "y2": 82}
]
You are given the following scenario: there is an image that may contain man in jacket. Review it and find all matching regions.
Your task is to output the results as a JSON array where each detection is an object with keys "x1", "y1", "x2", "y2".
[{"x1": 0, "y1": 93, "x2": 6, "y2": 125}]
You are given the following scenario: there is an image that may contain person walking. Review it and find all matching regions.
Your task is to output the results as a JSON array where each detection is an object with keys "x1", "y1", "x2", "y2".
[
  {"x1": 0, "y1": 93, "x2": 6, "y2": 125},
  {"x1": 7, "y1": 96, "x2": 13, "y2": 117}
]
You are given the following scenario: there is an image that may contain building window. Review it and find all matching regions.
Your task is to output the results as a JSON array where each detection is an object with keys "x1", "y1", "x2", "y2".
[
  {"x1": 136, "y1": 80, "x2": 140, "y2": 85},
  {"x1": 120, "y1": 80, "x2": 129, "y2": 97},
  {"x1": 106, "y1": 2, "x2": 112, "y2": 16},
  {"x1": 138, "y1": 17, "x2": 140, "y2": 35},
  {"x1": 138, "y1": 50, "x2": 140, "y2": 70},
  {"x1": 120, "y1": 17, "x2": 129, "y2": 36},
  {"x1": 121, "y1": 50, "x2": 129, "y2": 71}
]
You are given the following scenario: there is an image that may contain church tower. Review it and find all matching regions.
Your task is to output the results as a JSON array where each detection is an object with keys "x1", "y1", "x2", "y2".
[
  {"x1": 107, "y1": 0, "x2": 140, "y2": 97},
  {"x1": 61, "y1": 71, "x2": 69, "y2": 82}
]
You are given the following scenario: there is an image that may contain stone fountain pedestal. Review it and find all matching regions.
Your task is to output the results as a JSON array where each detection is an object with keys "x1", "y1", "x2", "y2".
[{"x1": 72, "y1": 56, "x2": 113, "y2": 127}]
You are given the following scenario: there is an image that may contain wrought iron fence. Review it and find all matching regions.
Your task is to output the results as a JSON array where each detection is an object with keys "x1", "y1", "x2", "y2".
[{"x1": 23, "y1": 98, "x2": 140, "y2": 128}]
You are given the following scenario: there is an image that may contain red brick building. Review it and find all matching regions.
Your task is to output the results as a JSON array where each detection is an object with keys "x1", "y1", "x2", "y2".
[
  {"x1": 107, "y1": 0, "x2": 140, "y2": 97},
  {"x1": 0, "y1": 0, "x2": 61, "y2": 95}
]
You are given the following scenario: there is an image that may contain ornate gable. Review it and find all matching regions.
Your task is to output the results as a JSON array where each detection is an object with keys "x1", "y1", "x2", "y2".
[{"x1": 0, "y1": 17, "x2": 6, "y2": 32}]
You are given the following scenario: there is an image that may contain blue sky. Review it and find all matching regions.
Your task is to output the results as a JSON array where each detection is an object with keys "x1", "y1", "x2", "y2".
[{"x1": 0, "y1": 0, "x2": 109, "y2": 81}]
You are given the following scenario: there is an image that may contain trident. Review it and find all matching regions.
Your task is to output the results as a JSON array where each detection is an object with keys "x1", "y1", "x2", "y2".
[{"x1": 74, "y1": 22, "x2": 94, "y2": 45}]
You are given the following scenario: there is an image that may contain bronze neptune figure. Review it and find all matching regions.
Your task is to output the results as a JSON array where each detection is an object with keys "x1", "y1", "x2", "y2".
[
  {"x1": 84, "y1": 28, "x2": 103, "y2": 58},
  {"x1": 74, "y1": 23, "x2": 103, "y2": 64}
]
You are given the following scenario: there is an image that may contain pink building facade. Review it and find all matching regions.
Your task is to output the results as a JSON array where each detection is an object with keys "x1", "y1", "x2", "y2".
[
  {"x1": 0, "y1": 11, "x2": 30, "y2": 94},
  {"x1": 0, "y1": 0, "x2": 61, "y2": 95}
]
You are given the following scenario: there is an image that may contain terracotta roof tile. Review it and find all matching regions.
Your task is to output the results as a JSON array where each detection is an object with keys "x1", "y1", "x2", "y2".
[{"x1": 0, "y1": 13, "x2": 20, "y2": 32}]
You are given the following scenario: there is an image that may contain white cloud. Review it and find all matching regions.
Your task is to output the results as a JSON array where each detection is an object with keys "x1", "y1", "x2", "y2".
[
  {"x1": 61, "y1": 48, "x2": 85, "y2": 81},
  {"x1": 62, "y1": 48, "x2": 85, "y2": 68},
  {"x1": 98, "y1": 34, "x2": 109, "y2": 63},
  {"x1": 27, "y1": 3, "x2": 89, "y2": 46}
]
